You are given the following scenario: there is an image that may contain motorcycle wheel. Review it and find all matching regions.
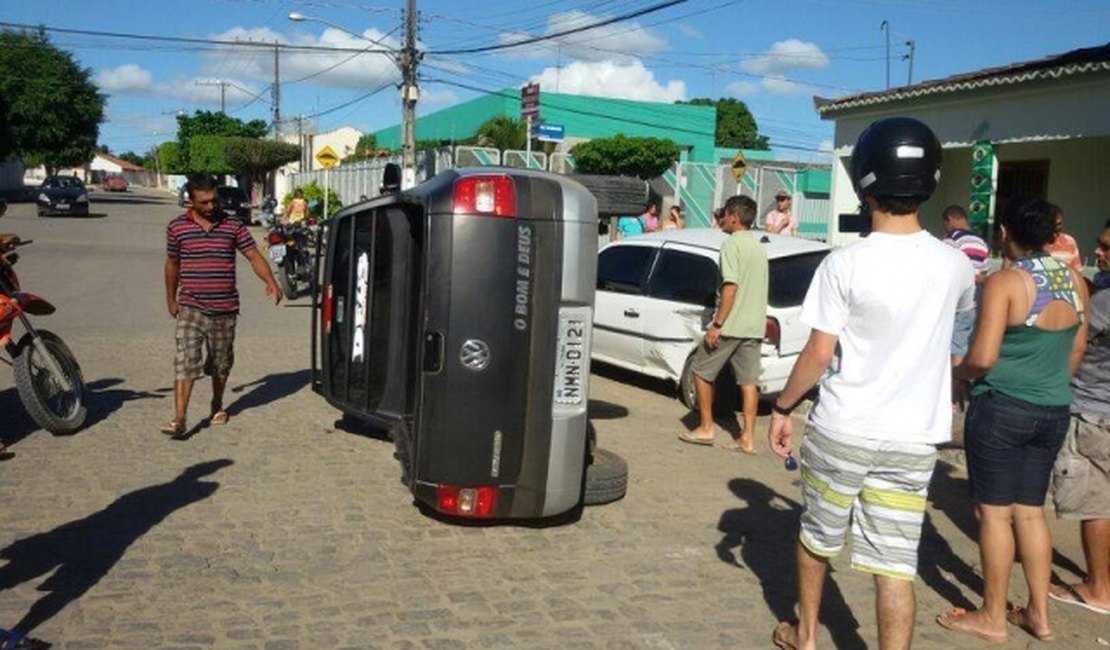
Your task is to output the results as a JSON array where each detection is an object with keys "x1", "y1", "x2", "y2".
[
  {"x1": 13, "y1": 330, "x2": 87, "y2": 435},
  {"x1": 278, "y1": 262, "x2": 299, "y2": 300}
]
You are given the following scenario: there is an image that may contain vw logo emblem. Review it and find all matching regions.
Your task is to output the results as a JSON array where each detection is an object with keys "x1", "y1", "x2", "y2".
[{"x1": 460, "y1": 339, "x2": 491, "y2": 371}]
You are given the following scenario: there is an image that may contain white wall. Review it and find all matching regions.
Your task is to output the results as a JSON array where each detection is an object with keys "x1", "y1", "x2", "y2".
[{"x1": 310, "y1": 127, "x2": 362, "y2": 171}]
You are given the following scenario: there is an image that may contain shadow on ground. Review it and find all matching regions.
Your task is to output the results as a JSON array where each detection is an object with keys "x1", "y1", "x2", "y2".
[
  {"x1": 0, "y1": 378, "x2": 164, "y2": 448},
  {"x1": 226, "y1": 369, "x2": 311, "y2": 417},
  {"x1": 0, "y1": 459, "x2": 232, "y2": 636},
  {"x1": 717, "y1": 478, "x2": 866, "y2": 650}
]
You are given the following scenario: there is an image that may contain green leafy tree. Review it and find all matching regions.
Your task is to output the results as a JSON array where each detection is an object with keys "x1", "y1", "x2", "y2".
[
  {"x1": 117, "y1": 151, "x2": 146, "y2": 167},
  {"x1": 683, "y1": 97, "x2": 769, "y2": 150},
  {"x1": 157, "y1": 141, "x2": 183, "y2": 174},
  {"x1": 283, "y1": 181, "x2": 342, "y2": 221},
  {"x1": 0, "y1": 30, "x2": 106, "y2": 172},
  {"x1": 175, "y1": 110, "x2": 268, "y2": 171},
  {"x1": 226, "y1": 138, "x2": 300, "y2": 184},
  {"x1": 571, "y1": 134, "x2": 680, "y2": 179},
  {"x1": 188, "y1": 135, "x2": 232, "y2": 175},
  {"x1": 343, "y1": 133, "x2": 379, "y2": 163},
  {"x1": 474, "y1": 116, "x2": 527, "y2": 151}
]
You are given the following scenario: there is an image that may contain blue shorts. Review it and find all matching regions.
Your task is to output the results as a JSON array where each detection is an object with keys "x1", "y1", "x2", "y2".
[{"x1": 965, "y1": 390, "x2": 1069, "y2": 506}]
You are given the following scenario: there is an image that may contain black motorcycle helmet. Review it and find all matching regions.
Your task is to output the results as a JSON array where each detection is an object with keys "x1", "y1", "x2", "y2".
[{"x1": 850, "y1": 117, "x2": 942, "y2": 203}]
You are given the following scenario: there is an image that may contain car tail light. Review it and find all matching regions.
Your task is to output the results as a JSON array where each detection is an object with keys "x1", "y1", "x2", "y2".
[
  {"x1": 322, "y1": 284, "x2": 334, "y2": 335},
  {"x1": 764, "y1": 316, "x2": 781, "y2": 350},
  {"x1": 436, "y1": 485, "x2": 498, "y2": 518},
  {"x1": 267, "y1": 232, "x2": 284, "y2": 245},
  {"x1": 452, "y1": 175, "x2": 516, "y2": 217}
]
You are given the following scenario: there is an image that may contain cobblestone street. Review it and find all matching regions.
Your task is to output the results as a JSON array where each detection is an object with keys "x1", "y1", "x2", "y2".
[{"x1": 0, "y1": 190, "x2": 1105, "y2": 649}]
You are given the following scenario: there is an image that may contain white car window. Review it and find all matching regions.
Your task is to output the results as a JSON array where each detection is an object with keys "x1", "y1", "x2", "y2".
[{"x1": 769, "y1": 251, "x2": 828, "y2": 308}]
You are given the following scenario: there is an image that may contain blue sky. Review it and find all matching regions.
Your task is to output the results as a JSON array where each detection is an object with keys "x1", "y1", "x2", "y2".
[{"x1": 3, "y1": 0, "x2": 1108, "y2": 161}]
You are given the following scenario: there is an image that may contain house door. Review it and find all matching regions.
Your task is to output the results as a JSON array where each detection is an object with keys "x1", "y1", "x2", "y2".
[{"x1": 997, "y1": 160, "x2": 1050, "y2": 215}]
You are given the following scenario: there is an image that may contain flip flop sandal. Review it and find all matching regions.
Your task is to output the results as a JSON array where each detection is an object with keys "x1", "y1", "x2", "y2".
[
  {"x1": 210, "y1": 411, "x2": 230, "y2": 426},
  {"x1": 935, "y1": 607, "x2": 1009, "y2": 644},
  {"x1": 1006, "y1": 606, "x2": 1054, "y2": 641},
  {"x1": 160, "y1": 420, "x2": 185, "y2": 436},
  {"x1": 1049, "y1": 583, "x2": 1110, "y2": 615},
  {"x1": 677, "y1": 431, "x2": 714, "y2": 446},
  {"x1": 720, "y1": 440, "x2": 757, "y2": 455},
  {"x1": 772, "y1": 621, "x2": 799, "y2": 650}
]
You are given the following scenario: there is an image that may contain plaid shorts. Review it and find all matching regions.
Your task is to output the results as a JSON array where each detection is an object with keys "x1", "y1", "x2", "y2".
[{"x1": 175, "y1": 306, "x2": 237, "y2": 380}]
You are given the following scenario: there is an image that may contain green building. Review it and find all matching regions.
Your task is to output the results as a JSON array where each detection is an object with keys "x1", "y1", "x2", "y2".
[{"x1": 374, "y1": 89, "x2": 718, "y2": 163}]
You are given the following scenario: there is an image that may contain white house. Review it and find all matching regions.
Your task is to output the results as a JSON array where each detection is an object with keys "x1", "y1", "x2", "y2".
[{"x1": 815, "y1": 42, "x2": 1110, "y2": 263}]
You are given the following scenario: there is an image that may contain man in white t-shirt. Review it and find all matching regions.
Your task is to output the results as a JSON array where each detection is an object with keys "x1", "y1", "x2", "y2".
[{"x1": 767, "y1": 118, "x2": 976, "y2": 650}]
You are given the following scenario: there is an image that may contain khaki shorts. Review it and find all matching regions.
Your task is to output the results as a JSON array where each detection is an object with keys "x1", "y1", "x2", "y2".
[
  {"x1": 175, "y1": 306, "x2": 237, "y2": 380},
  {"x1": 1053, "y1": 413, "x2": 1110, "y2": 519},
  {"x1": 690, "y1": 336, "x2": 761, "y2": 385}
]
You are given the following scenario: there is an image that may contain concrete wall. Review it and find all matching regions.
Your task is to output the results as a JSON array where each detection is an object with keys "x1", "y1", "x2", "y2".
[{"x1": 310, "y1": 126, "x2": 363, "y2": 170}]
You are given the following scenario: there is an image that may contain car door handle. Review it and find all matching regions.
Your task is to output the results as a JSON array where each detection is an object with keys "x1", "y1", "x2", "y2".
[{"x1": 624, "y1": 309, "x2": 640, "y2": 318}]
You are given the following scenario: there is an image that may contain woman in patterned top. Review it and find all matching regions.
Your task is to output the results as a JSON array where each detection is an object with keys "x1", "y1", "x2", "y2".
[{"x1": 938, "y1": 196, "x2": 1089, "y2": 643}]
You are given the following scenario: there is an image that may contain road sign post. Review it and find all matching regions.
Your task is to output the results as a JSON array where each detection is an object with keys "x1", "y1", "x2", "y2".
[
  {"x1": 315, "y1": 145, "x2": 339, "y2": 222},
  {"x1": 521, "y1": 83, "x2": 540, "y2": 169}
]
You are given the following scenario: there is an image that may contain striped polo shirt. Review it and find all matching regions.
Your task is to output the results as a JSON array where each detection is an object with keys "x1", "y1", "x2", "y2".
[
  {"x1": 167, "y1": 212, "x2": 257, "y2": 315},
  {"x1": 942, "y1": 228, "x2": 990, "y2": 274}
]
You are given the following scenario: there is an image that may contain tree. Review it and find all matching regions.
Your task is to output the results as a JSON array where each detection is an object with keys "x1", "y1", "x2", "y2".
[
  {"x1": 225, "y1": 137, "x2": 300, "y2": 186},
  {"x1": 157, "y1": 141, "x2": 184, "y2": 175},
  {"x1": 175, "y1": 110, "x2": 268, "y2": 171},
  {"x1": 0, "y1": 30, "x2": 106, "y2": 172},
  {"x1": 118, "y1": 151, "x2": 146, "y2": 167},
  {"x1": 474, "y1": 116, "x2": 527, "y2": 151},
  {"x1": 343, "y1": 133, "x2": 379, "y2": 163},
  {"x1": 683, "y1": 98, "x2": 769, "y2": 150},
  {"x1": 571, "y1": 134, "x2": 680, "y2": 179}
]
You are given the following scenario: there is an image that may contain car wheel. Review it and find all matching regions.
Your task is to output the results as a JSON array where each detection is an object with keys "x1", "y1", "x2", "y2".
[
  {"x1": 36, "y1": 208, "x2": 46, "y2": 217},
  {"x1": 679, "y1": 354, "x2": 698, "y2": 410},
  {"x1": 584, "y1": 448, "x2": 628, "y2": 506},
  {"x1": 678, "y1": 352, "x2": 738, "y2": 414}
]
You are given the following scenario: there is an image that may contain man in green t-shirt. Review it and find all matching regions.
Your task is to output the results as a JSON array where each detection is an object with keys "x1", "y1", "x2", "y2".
[{"x1": 679, "y1": 195, "x2": 769, "y2": 453}]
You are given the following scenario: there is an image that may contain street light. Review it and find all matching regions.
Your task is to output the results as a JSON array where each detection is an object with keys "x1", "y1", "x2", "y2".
[{"x1": 287, "y1": 7, "x2": 419, "y2": 189}]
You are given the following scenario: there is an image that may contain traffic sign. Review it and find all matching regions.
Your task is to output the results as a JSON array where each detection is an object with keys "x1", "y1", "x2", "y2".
[
  {"x1": 315, "y1": 145, "x2": 340, "y2": 169},
  {"x1": 520, "y1": 82, "x2": 540, "y2": 120},
  {"x1": 533, "y1": 123, "x2": 565, "y2": 142},
  {"x1": 731, "y1": 151, "x2": 747, "y2": 181}
]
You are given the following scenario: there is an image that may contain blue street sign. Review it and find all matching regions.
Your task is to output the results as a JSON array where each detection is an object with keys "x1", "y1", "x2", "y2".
[{"x1": 533, "y1": 123, "x2": 565, "y2": 142}]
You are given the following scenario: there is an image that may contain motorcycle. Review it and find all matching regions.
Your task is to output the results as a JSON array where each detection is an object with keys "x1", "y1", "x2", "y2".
[
  {"x1": 0, "y1": 234, "x2": 87, "y2": 435},
  {"x1": 267, "y1": 219, "x2": 315, "y2": 300},
  {"x1": 255, "y1": 195, "x2": 278, "y2": 227}
]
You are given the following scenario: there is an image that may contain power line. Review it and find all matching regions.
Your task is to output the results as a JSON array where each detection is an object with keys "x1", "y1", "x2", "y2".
[
  {"x1": 0, "y1": 21, "x2": 394, "y2": 54},
  {"x1": 428, "y1": 0, "x2": 687, "y2": 55}
]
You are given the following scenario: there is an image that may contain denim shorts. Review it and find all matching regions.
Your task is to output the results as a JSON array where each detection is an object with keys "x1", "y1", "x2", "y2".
[{"x1": 964, "y1": 389, "x2": 1070, "y2": 506}]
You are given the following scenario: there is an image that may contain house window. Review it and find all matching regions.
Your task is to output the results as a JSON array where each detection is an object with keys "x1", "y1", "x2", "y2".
[{"x1": 997, "y1": 160, "x2": 1050, "y2": 214}]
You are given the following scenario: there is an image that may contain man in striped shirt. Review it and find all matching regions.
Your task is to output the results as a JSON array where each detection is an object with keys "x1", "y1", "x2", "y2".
[
  {"x1": 941, "y1": 205, "x2": 991, "y2": 277},
  {"x1": 163, "y1": 175, "x2": 281, "y2": 437}
]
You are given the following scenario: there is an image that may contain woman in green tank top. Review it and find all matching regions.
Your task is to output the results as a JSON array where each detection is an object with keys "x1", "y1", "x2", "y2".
[{"x1": 937, "y1": 197, "x2": 1089, "y2": 643}]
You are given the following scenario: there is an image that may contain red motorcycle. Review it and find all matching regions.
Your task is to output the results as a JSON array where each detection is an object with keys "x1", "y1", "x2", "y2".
[{"x1": 0, "y1": 234, "x2": 87, "y2": 435}]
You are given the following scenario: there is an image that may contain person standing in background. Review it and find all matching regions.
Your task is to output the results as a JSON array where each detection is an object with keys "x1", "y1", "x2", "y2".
[
  {"x1": 765, "y1": 191, "x2": 798, "y2": 236},
  {"x1": 1045, "y1": 204, "x2": 1084, "y2": 272}
]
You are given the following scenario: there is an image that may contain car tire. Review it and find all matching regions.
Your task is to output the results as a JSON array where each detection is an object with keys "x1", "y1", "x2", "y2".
[
  {"x1": 584, "y1": 448, "x2": 627, "y2": 506},
  {"x1": 679, "y1": 354, "x2": 699, "y2": 410},
  {"x1": 678, "y1": 352, "x2": 738, "y2": 414}
]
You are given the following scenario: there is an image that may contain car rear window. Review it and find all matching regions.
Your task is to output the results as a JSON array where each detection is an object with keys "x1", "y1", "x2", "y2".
[
  {"x1": 769, "y1": 251, "x2": 828, "y2": 308},
  {"x1": 597, "y1": 245, "x2": 655, "y2": 295}
]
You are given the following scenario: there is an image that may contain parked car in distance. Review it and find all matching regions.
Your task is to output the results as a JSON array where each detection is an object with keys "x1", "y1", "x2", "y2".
[
  {"x1": 592, "y1": 228, "x2": 830, "y2": 407},
  {"x1": 217, "y1": 185, "x2": 251, "y2": 223},
  {"x1": 37, "y1": 176, "x2": 91, "y2": 217},
  {"x1": 103, "y1": 175, "x2": 128, "y2": 192}
]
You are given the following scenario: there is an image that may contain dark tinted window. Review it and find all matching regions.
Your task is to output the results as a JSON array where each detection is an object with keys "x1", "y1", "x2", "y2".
[
  {"x1": 44, "y1": 176, "x2": 82, "y2": 189},
  {"x1": 647, "y1": 250, "x2": 718, "y2": 307},
  {"x1": 218, "y1": 186, "x2": 247, "y2": 200},
  {"x1": 597, "y1": 246, "x2": 655, "y2": 295},
  {"x1": 769, "y1": 251, "x2": 828, "y2": 307}
]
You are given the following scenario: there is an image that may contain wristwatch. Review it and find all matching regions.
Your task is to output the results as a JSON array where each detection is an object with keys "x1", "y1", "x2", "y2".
[
  {"x1": 771, "y1": 401, "x2": 793, "y2": 417},
  {"x1": 710, "y1": 320, "x2": 724, "y2": 329}
]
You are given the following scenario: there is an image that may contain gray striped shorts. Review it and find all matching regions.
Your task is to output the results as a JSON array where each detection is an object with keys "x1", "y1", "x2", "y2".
[{"x1": 798, "y1": 427, "x2": 937, "y2": 580}]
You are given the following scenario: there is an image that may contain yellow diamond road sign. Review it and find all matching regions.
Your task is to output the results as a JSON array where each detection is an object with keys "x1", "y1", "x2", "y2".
[
  {"x1": 315, "y1": 145, "x2": 340, "y2": 169},
  {"x1": 731, "y1": 151, "x2": 747, "y2": 182}
]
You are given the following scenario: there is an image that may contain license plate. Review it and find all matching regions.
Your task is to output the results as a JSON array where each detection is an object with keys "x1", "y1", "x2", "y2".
[
  {"x1": 56, "y1": 203, "x2": 69, "y2": 210},
  {"x1": 554, "y1": 307, "x2": 591, "y2": 405},
  {"x1": 269, "y1": 244, "x2": 286, "y2": 261}
]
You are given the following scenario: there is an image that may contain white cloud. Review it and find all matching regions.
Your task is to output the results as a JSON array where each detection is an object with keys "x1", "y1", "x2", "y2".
[
  {"x1": 420, "y1": 89, "x2": 457, "y2": 106},
  {"x1": 531, "y1": 60, "x2": 685, "y2": 103},
  {"x1": 159, "y1": 77, "x2": 266, "y2": 107},
  {"x1": 818, "y1": 139, "x2": 834, "y2": 152},
  {"x1": 204, "y1": 26, "x2": 401, "y2": 90},
  {"x1": 760, "y1": 75, "x2": 813, "y2": 96},
  {"x1": 740, "y1": 39, "x2": 830, "y2": 75},
  {"x1": 97, "y1": 64, "x2": 153, "y2": 94},
  {"x1": 676, "y1": 24, "x2": 704, "y2": 40},
  {"x1": 499, "y1": 10, "x2": 666, "y2": 63},
  {"x1": 726, "y1": 81, "x2": 758, "y2": 96}
]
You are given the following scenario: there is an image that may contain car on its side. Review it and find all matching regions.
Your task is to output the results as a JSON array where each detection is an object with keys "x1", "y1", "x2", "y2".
[
  {"x1": 592, "y1": 228, "x2": 830, "y2": 407},
  {"x1": 37, "y1": 176, "x2": 91, "y2": 217},
  {"x1": 103, "y1": 175, "x2": 129, "y2": 192}
]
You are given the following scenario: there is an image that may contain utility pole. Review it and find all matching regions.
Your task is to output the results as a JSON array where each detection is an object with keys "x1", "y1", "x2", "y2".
[
  {"x1": 272, "y1": 42, "x2": 281, "y2": 139},
  {"x1": 197, "y1": 79, "x2": 230, "y2": 112},
  {"x1": 904, "y1": 39, "x2": 916, "y2": 85},
  {"x1": 880, "y1": 20, "x2": 891, "y2": 89},
  {"x1": 400, "y1": 0, "x2": 420, "y2": 189}
]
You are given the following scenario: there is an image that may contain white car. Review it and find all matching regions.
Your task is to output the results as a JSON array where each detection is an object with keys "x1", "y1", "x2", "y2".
[{"x1": 592, "y1": 229, "x2": 830, "y2": 407}]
